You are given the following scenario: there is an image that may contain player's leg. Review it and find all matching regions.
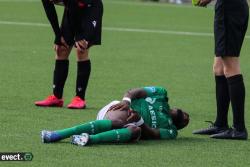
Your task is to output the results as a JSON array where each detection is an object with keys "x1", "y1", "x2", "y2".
[
  {"x1": 193, "y1": 0, "x2": 230, "y2": 135},
  {"x1": 211, "y1": 0, "x2": 248, "y2": 140},
  {"x1": 68, "y1": 0, "x2": 103, "y2": 109},
  {"x1": 52, "y1": 44, "x2": 72, "y2": 99},
  {"x1": 52, "y1": 8, "x2": 74, "y2": 100},
  {"x1": 213, "y1": 58, "x2": 230, "y2": 128},
  {"x1": 211, "y1": 57, "x2": 247, "y2": 139},
  {"x1": 53, "y1": 109, "x2": 129, "y2": 139},
  {"x1": 223, "y1": 58, "x2": 245, "y2": 133},
  {"x1": 193, "y1": 58, "x2": 230, "y2": 135},
  {"x1": 41, "y1": 117, "x2": 128, "y2": 143},
  {"x1": 212, "y1": 0, "x2": 231, "y2": 131},
  {"x1": 41, "y1": 109, "x2": 130, "y2": 143},
  {"x1": 71, "y1": 126, "x2": 141, "y2": 146},
  {"x1": 42, "y1": 120, "x2": 113, "y2": 143},
  {"x1": 34, "y1": 46, "x2": 71, "y2": 107},
  {"x1": 67, "y1": 49, "x2": 90, "y2": 109},
  {"x1": 35, "y1": 9, "x2": 74, "y2": 107},
  {"x1": 71, "y1": 110, "x2": 141, "y2": 146}
]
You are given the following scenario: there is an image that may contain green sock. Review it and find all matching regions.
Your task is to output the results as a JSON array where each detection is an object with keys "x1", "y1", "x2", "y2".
[
  {"x1": 89, "y1": 128, "x2": 132, "y2": 144},
  {"x1": 55, "y1": 120, "x2": 112, "y2": 139}
]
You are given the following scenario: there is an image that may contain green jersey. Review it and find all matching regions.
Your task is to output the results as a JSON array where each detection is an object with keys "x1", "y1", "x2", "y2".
[{"x1": 131, "y1": 86, "x2": 177, "y2": 139}]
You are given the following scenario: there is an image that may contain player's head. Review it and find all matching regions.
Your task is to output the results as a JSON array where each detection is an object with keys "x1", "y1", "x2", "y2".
[{"x1": 169, "y1": 108, "x2": 189, "y2": 130}]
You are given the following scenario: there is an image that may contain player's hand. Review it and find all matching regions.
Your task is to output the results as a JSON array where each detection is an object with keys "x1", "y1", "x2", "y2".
[
  {"x1": 197, "y1": 0, "x2": 212, "y2": 7},
  {"x1": 75, "y1": 39, "x2": 88, "y2": 53},
  {"x1": 127, "y1": 110, "x2": 141, "y2": 123},
  {"x1": 60, "y1": 37, "x2": 69, "y2": 48},
  {"x1": 108, "y1": 101, "x2": 130, "y2": 112},
  {"x1": 54, "y1": 37, "x2": 69, "y2": 51},
  {"x1": 50, "y1": 0, "x2": 64, "y2": 5}
]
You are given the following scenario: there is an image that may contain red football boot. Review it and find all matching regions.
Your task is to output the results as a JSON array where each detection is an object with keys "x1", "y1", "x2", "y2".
[
  {"x1": 35, "y1": 95, "x2": 63, "y2": 107},
  {"x1": 67, "y1": 96, "x2": 86, "y2": 109}
]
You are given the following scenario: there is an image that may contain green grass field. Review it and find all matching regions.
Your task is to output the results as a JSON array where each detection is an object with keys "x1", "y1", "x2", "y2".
[{"x1": 0, "y1": 0, "x2": 250, "y2": 166}]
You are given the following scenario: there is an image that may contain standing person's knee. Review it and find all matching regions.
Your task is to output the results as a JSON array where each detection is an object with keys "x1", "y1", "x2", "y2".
[
  {"x1": 213, "y1": 64, "x2": 224, "y2": 75},
  {"x1": 223, "y1": 66, "x2": 241, "y2": 77},
  {"x1": 76, "y1": 48, "x2": 89, "y2": 61},
  {"x1": 56, "y1": 46, "x2": 71, "y2": 60},
  {"x1": 127, "y1": 126, "x2": 141, "y2": 141},
  {"x1": 213, "y1": 57, "x2": 224, "y2": 75},
  {"x1": 222, "y1": 57, "x2": 241, "y2": 77}
]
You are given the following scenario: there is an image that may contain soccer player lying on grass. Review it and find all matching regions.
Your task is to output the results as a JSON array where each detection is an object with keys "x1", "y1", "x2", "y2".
[{"x1": 41, "y1": 87, "x2": 189, "y2": 146}]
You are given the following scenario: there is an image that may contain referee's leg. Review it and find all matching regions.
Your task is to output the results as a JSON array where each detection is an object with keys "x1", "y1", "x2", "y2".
[
  {"x1": 223, "y1": 57, "x2": 246, "y2": 130},
  {"x1": 213, "y1": 58, "x2": 230, "y2": 129},
  {"x1": 210, "y1": 56, "x2": 247, "y2": 140},
  {"x1": 211, "y1": 0, "x2": 249, "y2": 140}
]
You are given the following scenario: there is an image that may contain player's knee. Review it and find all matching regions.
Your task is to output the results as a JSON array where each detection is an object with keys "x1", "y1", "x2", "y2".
[
  {"x1": 56, "y1": 47, "x2": 70, "y2": 60},
  {"x1": 128, "y1": 126, "x2": 141, "y2": 141},
  {"x1": 76, "y1": 49, "x2": 89, "y2": 61},
  {"x1": 213, "y1": 63, "x2": 224, "y2": 75},
  {"x1": 111, "y1": 119, "x2": 127, "y2": 129},
  {"x1": 223, "y1": 66, "x2": 241, "y2": 77},
  {"x1": 221, "y1": 57, "x2": 241, "y2": 77}
]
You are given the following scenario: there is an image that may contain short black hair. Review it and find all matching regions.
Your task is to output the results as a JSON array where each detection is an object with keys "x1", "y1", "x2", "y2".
[{"x1": 172, "y1": 109, "x2": 186, "y2": 130}]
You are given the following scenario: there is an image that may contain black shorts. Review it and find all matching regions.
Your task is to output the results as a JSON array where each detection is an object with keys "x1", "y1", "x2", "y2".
[
  {"x1": 214, "y1": 0, "x2": 249, "y2": 57},
  {"x1": 60, "y1": 0, "x2": 103, "y2": 47}
]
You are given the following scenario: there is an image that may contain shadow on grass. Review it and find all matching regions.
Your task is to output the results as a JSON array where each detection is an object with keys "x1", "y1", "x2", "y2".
[
  {"x1": 135, "y1": 136, "x2": 213, "y2": 146},
  {"x1": 45, "y1": 136, "x2": 213, "y2": 148},
  {"x1": 67, "y1": 106, "x2": 100, "y2": 111},
  {"x1": 34, "y1": 106, "x2": 100, "y2": 112}
]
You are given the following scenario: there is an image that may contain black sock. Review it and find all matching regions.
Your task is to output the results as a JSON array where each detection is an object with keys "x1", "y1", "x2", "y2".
[
  {"x1": 76, "y1": 60, "x2": 91, "y2": 100},
  {"x1": 227, "y1": 74, "x2": 246, "y2": 131},
  {"x1": 53, "y1": 60, "x2": 69, "y2": 99},
  {"x1": 214, "y1": 75, "x2": 230, "y2": 127}
]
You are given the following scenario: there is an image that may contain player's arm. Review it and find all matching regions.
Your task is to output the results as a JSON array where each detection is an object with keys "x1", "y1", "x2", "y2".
[
  {"x1": 124, "y1": 86, "x2": 168, "y2": 100},
  {"x1": 126, "y1": 110, "x2": 177, "y2": 139},
  {"x1": 75, "y1": 0, "x2": 103, "y2": 50},
  {"x1": 41, "y1": 0, "x2": 61, "y2": 44},
  {"x1": 108, "y1": 88, "x2": 147, "y2": 111},
  {"x1": 140, "y1": 124, "x2": 177, "y2": 140},
  {"x1": 109, "y1": 86, "x2": 168, "y2": 111}
]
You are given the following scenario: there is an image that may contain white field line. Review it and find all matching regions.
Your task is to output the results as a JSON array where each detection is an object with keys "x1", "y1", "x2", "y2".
[
  {"x1": 0, "y1": 0, "x2": 204, "y2": 9},
  {"x1": 0, "y1": 20, "x2": 213, "y2": 37},
  {"x1": 0, "y1": 21, "x2": 49, "y2": 27},
  {"x1": 0, "y1": 20, "x2": 250, "y2": 39},
  {"x1": 103, "y1": 27, "x2": 213, "y2": 37}
]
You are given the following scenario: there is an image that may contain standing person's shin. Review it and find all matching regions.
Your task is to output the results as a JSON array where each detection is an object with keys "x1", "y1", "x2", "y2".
[
  {"x1": 76, "y1": 60, "x2": 91, "y2": 100},
  {"x1": 67, "y1": 49, "x2": 91, "y2": 109},
  {"x1": 214, "y1": 75, "x2": 230, "y2": 128},
  {"x1": 227, "y1": 74, "x2": 246, "y2": 131},
  {"x1": 223, "y1": 57, "x2": 246, "y2": 131},
  {"x1": 53, "y1": 59, "x2": 69, "y2": 99},
  {"x1": 213, "y1": 58, "x2": 230, "y2": 128},
  {"x1": 211, "y1": 57, "x2": 248, "y2": 139}
]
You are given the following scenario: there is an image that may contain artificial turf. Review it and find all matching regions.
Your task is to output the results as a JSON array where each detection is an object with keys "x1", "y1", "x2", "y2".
[{"x1": 0, "y1": 0, "x2": 249, "y2": 166}]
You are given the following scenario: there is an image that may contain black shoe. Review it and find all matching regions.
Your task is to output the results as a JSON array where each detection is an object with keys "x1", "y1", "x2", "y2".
[
  {"x1": 192, "y1": 121, "x2": 229, "y2": 135},
  {"x1": 210, "y1": 128, "x2": 248, "y2": 140}
]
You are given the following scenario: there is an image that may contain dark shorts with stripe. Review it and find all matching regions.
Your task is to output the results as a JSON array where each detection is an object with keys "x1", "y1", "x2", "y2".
[
  {"x1": 214, "y1": 0, "x2": 249, "y2": 57},
  {"x1": 60, "y1": 0, "x2": 103, "y2": 47}
]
